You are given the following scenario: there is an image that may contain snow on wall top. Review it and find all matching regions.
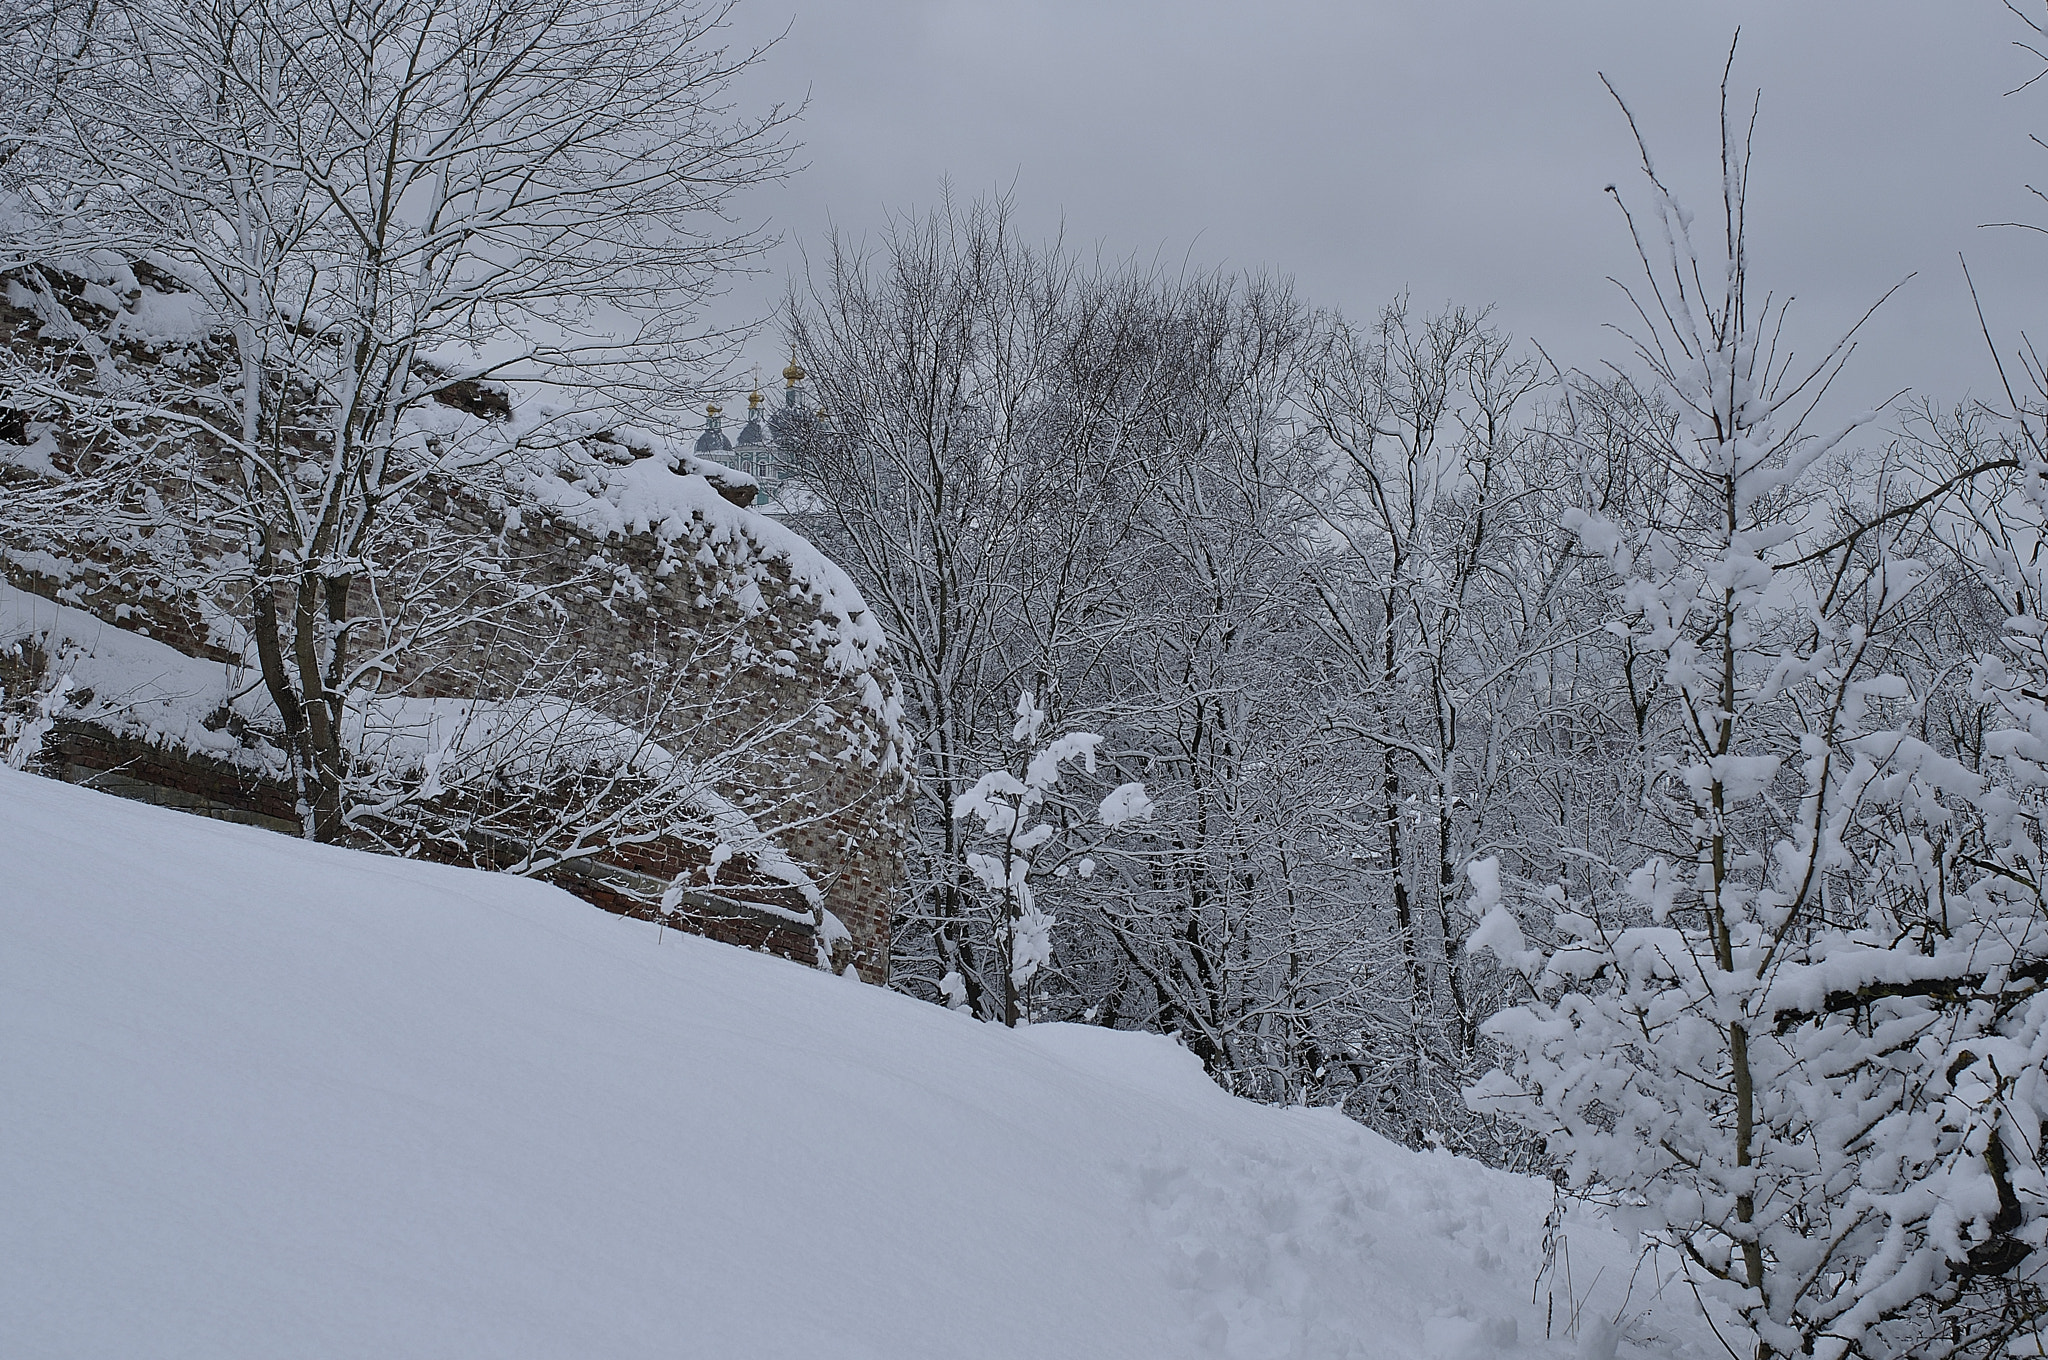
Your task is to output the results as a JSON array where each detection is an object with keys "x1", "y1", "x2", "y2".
[
  {"x1": 0, "y1": 579, "x2": 281, "y2": 776},
  {"x1": 482, "y1": 399, "x2": 904, "y2": 751},
  {"x1": 507, "y1": 442, "x2": 886, "y2": 679}
]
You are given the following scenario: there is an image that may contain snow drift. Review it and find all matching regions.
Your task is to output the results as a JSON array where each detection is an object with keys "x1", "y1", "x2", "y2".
[{"x1": 0, "y1": 769, "x2": 1708, "y2": 1358}]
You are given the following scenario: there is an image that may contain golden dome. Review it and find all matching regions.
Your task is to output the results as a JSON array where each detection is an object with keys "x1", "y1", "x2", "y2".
[
  {"x1": 749, "y1": 390, "x2": 764, "y2": 409},
  {"x1": 783, "y1": 357, "x2": 806, "y2": 385},
  {"x1": 706, "y1": 403, "x2": 721, "y2": 416}
]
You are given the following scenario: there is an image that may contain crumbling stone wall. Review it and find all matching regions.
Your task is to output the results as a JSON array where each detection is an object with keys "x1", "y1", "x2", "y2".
[
  {"x1": 2, "y1": 492, "x2": 907, "y2": 979},
  {"x1": 0, "y1": 263, "x2": 906, "y2": 981},
  {"x1": 377, "y1": 483, "x2": 907, "y2": 981}
]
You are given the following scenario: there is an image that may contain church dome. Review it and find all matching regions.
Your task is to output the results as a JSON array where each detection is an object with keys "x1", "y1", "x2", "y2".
[
  {"x1": 736, "y1": 391, "x2": 769, "y2": 448},
  {"x1": 693, "y1": 403, "x2": 731, "y2": 454}
]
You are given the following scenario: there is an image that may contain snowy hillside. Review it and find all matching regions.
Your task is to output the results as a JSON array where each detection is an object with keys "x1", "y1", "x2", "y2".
[{"x1": 0, "y1": 769, "x2": 1707, "y2": 1360}]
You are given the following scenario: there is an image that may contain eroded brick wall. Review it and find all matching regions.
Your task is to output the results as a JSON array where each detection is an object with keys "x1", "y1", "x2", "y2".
[
  {"x1": 373, "y1": 485, "x2": 907, "y2": 982},
  {"x1": 0, "y1": 258, "x2": 907, "y2": 980}
]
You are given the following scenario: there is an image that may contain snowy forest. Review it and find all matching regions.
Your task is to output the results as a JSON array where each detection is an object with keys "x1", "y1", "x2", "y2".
[
  {"x1": 773, "y1": 187, "x2": 2048, "y2": 1352},
  {"x1": 9, "y1": 0, "x2": 2048, "y2": 1357}
]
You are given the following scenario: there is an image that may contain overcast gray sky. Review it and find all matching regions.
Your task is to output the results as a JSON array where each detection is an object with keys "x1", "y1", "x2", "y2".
[{"x1": 715, "y1": 1, "x2": 2047, "y2": 423}]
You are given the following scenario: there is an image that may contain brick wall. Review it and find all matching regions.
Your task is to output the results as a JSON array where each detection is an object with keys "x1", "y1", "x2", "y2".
[
  {"x1": 0, "y1": 263, "x2": 908, "y2": 981},
  {"x1": 372, "y1": 483, "x2": 908, "y2": 981}
]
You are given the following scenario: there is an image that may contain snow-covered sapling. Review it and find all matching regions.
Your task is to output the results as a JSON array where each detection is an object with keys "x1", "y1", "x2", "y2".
[
  {"x1": 1470, "y1": 59, "x2": 2048, "y2": 1360},
  {"x1": 952, "y1": 690, "x2": 1151, "y2": 1026},
  {"x1": 3, "y1": 672, "x2": 73, "y2": 770}
]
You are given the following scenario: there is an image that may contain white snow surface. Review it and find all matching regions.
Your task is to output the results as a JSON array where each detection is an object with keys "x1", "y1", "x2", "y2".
[{"x1": 1, "y1": 769, "x2": 1710, "y2": 1359}]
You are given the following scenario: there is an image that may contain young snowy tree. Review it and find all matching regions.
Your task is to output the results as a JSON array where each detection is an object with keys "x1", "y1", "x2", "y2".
[
  {"x1": 0, "y1": 0, "x2": 788, "y2": 838},
  {"x1": 1470, "y1": 61, "x2": 2048, "y2": 1360},
  {"x1": 953, "y1": 688, "x2": 1151, "y2": 1027},
  {"x1": 1, "y1": 670, "x2": 70, "y2": 769}
]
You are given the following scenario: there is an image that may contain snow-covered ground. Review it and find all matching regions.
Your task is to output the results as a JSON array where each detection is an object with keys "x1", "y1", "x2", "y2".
[{"x1": 0, "y1": 768, "x2": 1709, "y2": 1359}]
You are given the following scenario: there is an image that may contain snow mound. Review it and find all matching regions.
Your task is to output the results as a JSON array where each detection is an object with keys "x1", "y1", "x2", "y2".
[{"x1": 0, "y1": 769, "x2": 1710, "y2": 1359}]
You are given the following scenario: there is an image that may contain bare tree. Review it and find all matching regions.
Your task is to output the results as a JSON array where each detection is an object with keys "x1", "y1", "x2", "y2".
[
  {"x1": 780, "y1": 193, "x2": 1160, "y2": 1017},
  {"x1": 1, "y1": 0, "x2": 790, "y2": 837}
]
